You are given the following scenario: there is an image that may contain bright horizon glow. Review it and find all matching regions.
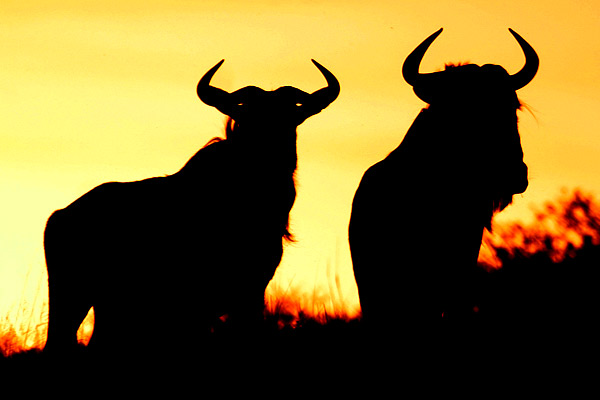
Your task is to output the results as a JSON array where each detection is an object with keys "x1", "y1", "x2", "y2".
[{"x1": 1, "y1": 0, "x2": 599, "y2": 352}]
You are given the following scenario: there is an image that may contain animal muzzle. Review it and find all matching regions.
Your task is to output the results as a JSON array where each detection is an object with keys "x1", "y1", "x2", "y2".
[
  {"x1": 512, "y1": 162, "x2": 529, "y2": 194},
  {"x1": 494, "y1": 161, "x2": 528, "y2": 196}
]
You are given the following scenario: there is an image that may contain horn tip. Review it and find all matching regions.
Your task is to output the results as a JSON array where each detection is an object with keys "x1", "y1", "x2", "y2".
[
  {"x1": 311, "y1": 59, "x2": 334, "y2": 79},
  {"x1": 208, "y1": 59, "x2": 225, "y2": 71},
  {"x1": 508, "y1": 28, "x2": 522, "y2": 40}
]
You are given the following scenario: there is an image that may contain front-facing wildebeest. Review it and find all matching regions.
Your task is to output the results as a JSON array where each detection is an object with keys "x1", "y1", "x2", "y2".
[
  {"x1": 44, "y1": 59, "x2": 339, "y2": 357},
  {"x1": 349, "y1": 29, "x2": 538, "y2": 332}
]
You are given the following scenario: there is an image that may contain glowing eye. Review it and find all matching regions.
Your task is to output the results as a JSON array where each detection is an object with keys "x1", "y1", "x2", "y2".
[{"x1": 296, "y1": 103, "x2": 303, "y2": 107}]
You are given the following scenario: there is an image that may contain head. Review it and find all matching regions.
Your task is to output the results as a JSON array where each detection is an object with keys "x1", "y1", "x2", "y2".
[
  {"x1": 402, "y1": 28, "x2": 539, "y2": 208},
  {"x1": 197, "y1": 59, "x2": 340, "y2": 135}
]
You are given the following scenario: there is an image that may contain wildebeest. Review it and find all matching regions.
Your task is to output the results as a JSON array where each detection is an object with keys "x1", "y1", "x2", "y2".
[
  {"x1": 349, "y1": 29, "x2": 538, "y2": 332},
  {"x1": 43, "y1": 59, "x2": 339, "y2": 357}
]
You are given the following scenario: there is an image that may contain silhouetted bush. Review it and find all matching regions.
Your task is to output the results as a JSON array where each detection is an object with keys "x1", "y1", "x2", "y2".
[{"x1": 476, "y1": 189, "x2": 599, "y2": 344}]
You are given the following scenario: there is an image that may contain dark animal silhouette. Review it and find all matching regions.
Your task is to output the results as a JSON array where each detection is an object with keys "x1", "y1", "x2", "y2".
[
  {"x1": 349, "y1": 29, "x2": 538, "y2": 332},
  {"x1": 43, "y1": 59, "x2": 339, "y2": 357}
]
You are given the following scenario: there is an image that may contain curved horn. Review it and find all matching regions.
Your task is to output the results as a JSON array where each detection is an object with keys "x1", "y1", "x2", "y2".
[
  {"x1": 508, "y1": 29, "x2": 539, "y2": 90},
  {"x1": 197, "y1": 59, "x2": 238, "y2": 118},
  {"x1": 402, "y1": 28, "x2": 443, "y2": 87},
  {"x1": 304, "y1": 59, "x2": 340, "y2": 115}
]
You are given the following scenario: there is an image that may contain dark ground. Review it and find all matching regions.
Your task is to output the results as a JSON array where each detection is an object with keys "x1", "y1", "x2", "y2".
[{"x1": 2, "y1": 191, "x2": 597, "y2": 391}]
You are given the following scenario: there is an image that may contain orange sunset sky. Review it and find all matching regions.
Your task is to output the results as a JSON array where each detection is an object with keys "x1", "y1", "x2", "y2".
[{"x1": 1, "y1": 0, "x2": 599, "y2": 349}]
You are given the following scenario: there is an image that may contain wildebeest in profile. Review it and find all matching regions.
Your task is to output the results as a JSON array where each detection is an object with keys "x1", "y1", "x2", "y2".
[
  {"x1": 43, "y1": 59, "x2": 340, "y2": 357},
  {"x1": 349, "y1": 29, "x2": 538, "y2": 332}
]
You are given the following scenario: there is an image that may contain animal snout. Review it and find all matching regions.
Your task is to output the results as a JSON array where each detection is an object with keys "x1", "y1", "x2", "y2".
[{"x1": 513, "y1": 162, "x2": 528, "y2": 194}]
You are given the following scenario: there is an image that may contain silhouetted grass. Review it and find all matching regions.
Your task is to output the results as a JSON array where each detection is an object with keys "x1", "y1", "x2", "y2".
[{"x1": 0, "y1": 278, "x2": 47, "y2": 357}]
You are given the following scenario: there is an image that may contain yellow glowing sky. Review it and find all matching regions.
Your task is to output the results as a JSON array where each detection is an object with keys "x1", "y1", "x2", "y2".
[{"x1": 1, "y1": 0, "x2": 599, "y2": 340}]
